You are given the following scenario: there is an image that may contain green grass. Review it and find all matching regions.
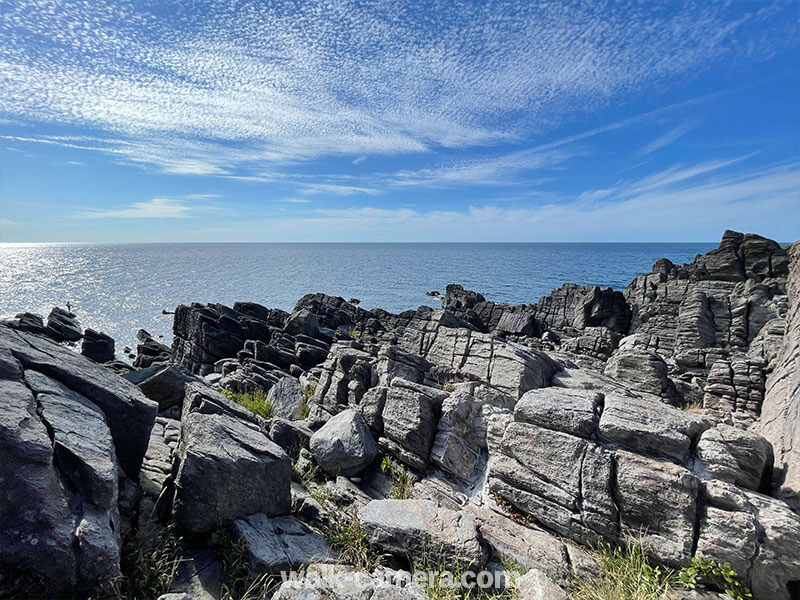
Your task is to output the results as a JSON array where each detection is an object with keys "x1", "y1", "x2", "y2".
[
  {"x1": 380, "y1": 456, "x2": 414, "y2": 499},
  {"x1": 301, "y1": 383, "x2": 316, "y2": 401},
  {"x1": 221, "y1": 389, "x2": 275, "y2": 419},
  {"x1": 571, "y1": 540, "x2": 677, "y2": 600},
  {"x1": 324, "y1": 511, "x2": 385, "y2": 572},
  {"x1": 100, "y1": 523, "x2": 184, "y2": 600},
  {"x1": 209, "y1": 529, "x2": 278, "y2": 600}
]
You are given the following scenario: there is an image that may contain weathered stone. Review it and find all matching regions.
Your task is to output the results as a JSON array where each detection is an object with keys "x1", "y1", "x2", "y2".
[
  {"x1": 273, "y1": 567, "x2": 431, "y2": 600},
  {"x1": 81, "y1": 328, "x2": 115, "y2": 363},
  {"x1": 270, "y1": 418, "x2": 312, "y2": 459},
  {"x1": 694, "y1": 424, "x2": 773, "y2": 491},
  {"x1": 599, "y1": 393, "x2": 708, "y2": 463},
  {"x1": 430, "y1": 392, "x2": 484, "y2": 482},
  {"x1": 615, "y1": 450, "x2": 699, "y2": 566},
  {"x1": 514, "y1": 387, "x2": 602, "y2": 438},
  {"x1": 380, "y1": 379, "x2": 447, "y2": 470},
  {"x1": 137, "y1": 364, "x2": 199, "y2": 411},
  {"x1": 230, "y1": 513, "x2": 335, "y2": 574},
  {"x1": 359, "y1": 499, "x2": 487, "y2": 569},
  {"x1": 515, "y1": 569, "x2": 569, "y2": 600},
  {"x1": 603, "y1": 347, "x2": 679, "y2": 402},
  {"x1": 268, "y1": 376, "x2": 307, "y2": 420},
  {"x1": 172, "y1": 384, "x2": 292, "y2": 534},
  {"x1": 760, "y1": 240, "x2": 800, "y2": 510},
  {"x1": 310, "y1": 409, "x2": 378, "y2": 477},
  {"x1": 46, "y1": 306, "x2": 82, "y2": 342},
  {"x1": 0, "y1": 324, "x2": 157, "y2": 478}
]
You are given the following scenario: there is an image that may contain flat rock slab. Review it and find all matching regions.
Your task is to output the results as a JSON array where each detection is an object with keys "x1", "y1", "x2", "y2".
[
  {"x1": 358, "y1": 499, "x2": 487, "y2": 569},
  {"x1": 0, "y1": 324, "x2": 157, "y2": 478},
  {"x1": 514, "y1": 387, "x2": 603, "y2": 438},
  {"x1": 231, "y1": 513, "x2": 335, "y2": 574},
  {"x1": 599, "y1": 393, "x2": 709, "y2": 463}
]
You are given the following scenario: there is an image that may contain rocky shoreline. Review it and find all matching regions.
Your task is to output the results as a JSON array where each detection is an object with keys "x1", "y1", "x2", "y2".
[{"x1": 1, "y1": 230, "x2": 798, "y2": 600}]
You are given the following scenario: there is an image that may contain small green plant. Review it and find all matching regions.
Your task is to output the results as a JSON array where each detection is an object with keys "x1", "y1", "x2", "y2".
[
  {"x1": 571, "y1": 539, "x2": 677, "y2": 600},
  {"x1": 107, "y1": 523, "x2": 184, "y2": 600},
  {"x1": 346, "y1": 328, "x2": 360, "y2": 340},
  {"x1": 380, "y1": 456, "x2": 414, "y2": 499},
  {"x1": 678, "y1": 557, "x2": 751, "y2": 600},
  {"x1": 301, "y1": 383, "x2": 316, "y2": 401},
  {"x1": 298, "y1": 402, "x2": 310, "y2": 420},
  {"x1": 324, "y1": 512, "x2": 384, "y2": 571},
  {"x1": 209, "y1": 529, "x2": 277, "y2": 600},
  {"x1": 222, "y1": 388, "x2": 275, "y2": 419},
  {"x1": 441, "y1": 381, "x2": 454, "y2": 392}
]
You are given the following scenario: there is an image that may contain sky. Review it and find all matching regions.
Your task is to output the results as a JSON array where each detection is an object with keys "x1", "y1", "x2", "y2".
[{"x1": 0, "y1": 0, "x2": 798, "y2": 243}]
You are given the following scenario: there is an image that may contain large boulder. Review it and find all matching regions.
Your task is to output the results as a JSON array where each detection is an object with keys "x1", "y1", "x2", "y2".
[
  {"x1": 0, "y1": 324, "x2": 157, "y2": 478},
  {"x1": 171, "y1": 384, "x2": 292, "y2": 534},
  {"x1": 380, "y1": 379, "x2": 448, "y2": 471},
  {"x1": 760, "y1": 240, "x2": 800, "y2": 509},
  {"x1": 598, "y1": 393, "x2": 709, "y2": 464},
  {"x1": 0, "y1": 325, "x2": 158, "y2": 595},
  {"x1": 603, "y1": 346, "x2": 679, "y2": 403},
  {"x1": 358, "y1": 499, "x2": 488, "y2": 569},
  {"x1": 694, "y1": 424, "x2": 773, "y2": 491},
  {"x1": 136, "y1": 364, "x2": 199, "y2": 411},
  {"x1": 310, "y1": 409, "x2": 377, "y2": 477}
]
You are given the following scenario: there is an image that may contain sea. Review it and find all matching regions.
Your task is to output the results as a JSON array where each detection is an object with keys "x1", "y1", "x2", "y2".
[{"x1": 0, "y1": 242, "x2": 716, "y2": 354}]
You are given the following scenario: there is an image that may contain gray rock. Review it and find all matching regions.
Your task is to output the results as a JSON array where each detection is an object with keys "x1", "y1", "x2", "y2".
[
  {"x1": 358, "y1": 499, "x2": 488, "y2": 569},
  {"x1": 172, "y1": 384, "x2": 292, "y2": 534},
  {"x1": 230, "y1": 513, "x2": 335, "y2": 574},
  {"x1": 430, "y1": 392, "x2": 484, "y2": 482},
  {"x1": 760, "y1": 240, "x2": 800, "y2": 509},
  {"x1": 0, "y1": 361, "x2": 123, "y2": 594},
  {"x1": 270, "y1": 418, "x2": 312, "y2": 459},
  {"x1": 599, "y1": 393, "x2": 709, "y2": 464},
  {"x1": 310, "y1": 409, "x2": 377, "y2": 477},
  {"x1": 0, "y1": 324, "x2": 157, "y2": 478},
  {"x1": 603, "y1": 347, "x2": 679, "y2": 402},
  {"x1": 615, "y1": 450, "x2": 699, "y2": 566},
  {"x1": 81, "y1": 328, "x2": 115, "y2": 362},
  {"x1": 137, "y1": 364, "x2": 199, "y2": 411},
  {"x1": 694, "y1": 424, "x2": 773, "y2": 491},
  {"x1": 514, "y1": 387, "x2": 602, "y2": 438},
  {"x1": 380, "y1": 379, "x2": 447, "y2": 470},
  {"x1": 268, "y1": 376, "x2": 306, "y2": 420},
  {"x1": 46, "y1": 306, "x2": 82, "y2": 341},
  {"x1": 285, "y1": 308, "x2": 322, "y2": 339},
  {"x1": 515, "y1": 569, "x2": 569, "y2": 600},
  {"x1": 273, "y1": 567, "x2": 431, "y2": 600}
]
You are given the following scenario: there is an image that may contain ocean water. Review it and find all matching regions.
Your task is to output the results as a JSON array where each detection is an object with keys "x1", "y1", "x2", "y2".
[{"x1": 0, "y1": 242, "x2": 716, "y2": 354}]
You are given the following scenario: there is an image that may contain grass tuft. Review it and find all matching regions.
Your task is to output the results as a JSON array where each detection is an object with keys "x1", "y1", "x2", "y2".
[
  {"x1": 571, "y1": 539, "x2": 677, "y2": 600},
  {"x1": 324, "y1": 512, "x2": 385, "y2": 572},
  {"x1": 222, "y1": 389, "x2": 275, "y2": 419}
]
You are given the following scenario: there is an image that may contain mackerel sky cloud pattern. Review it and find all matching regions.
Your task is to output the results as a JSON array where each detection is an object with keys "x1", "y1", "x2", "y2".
[{"x1": 0, "y1": 0, "x2": 798, "y2": 241}]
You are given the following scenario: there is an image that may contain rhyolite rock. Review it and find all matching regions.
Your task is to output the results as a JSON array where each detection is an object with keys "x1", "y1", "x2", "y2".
[
  {"x1": 310, "y1": 409, "x2": 378, "y2": 477},
  {"x1": 230, "y1": 513, "x2": 335, "y2": 574},
  {"x1": 81, "y1": 328, "x2": 115, "y2": 363},
  {"x1": 358, "y1": 499, "x2": 488, "y2": 569},
  {"x1": 171, "y1": 383, "x2": 292, "y2": 534},
  {"x1": 760, "y1": 241, "x2": 800, "y2": 510}
]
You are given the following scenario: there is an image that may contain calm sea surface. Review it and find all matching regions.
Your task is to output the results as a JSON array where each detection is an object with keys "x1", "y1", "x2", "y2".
[{"x1": 0, "y1": 242, "x2": 716, "y2": 353}]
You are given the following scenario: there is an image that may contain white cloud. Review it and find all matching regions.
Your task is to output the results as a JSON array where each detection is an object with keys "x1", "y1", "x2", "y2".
[
  {"x1": 298, "y1": 183, "x2": 381, "y2": 196},
  {"x1": 0, "y1": 0, "x2": 795, "y2": 175},
  {"x1": 82, "y1": 197, "x2": 192, "y2": 219},
  {"x1": 641, "y1": 121, "x2": 697, "y2": 154},
  {"x1": 232, "y1": 160, "x2": 800, "y2": 241},
  {"x1": 279, "y1": 198, "x2": 311, "y2": 204}
]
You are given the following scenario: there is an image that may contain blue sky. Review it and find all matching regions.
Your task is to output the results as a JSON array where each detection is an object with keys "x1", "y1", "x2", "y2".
[{"x1": 0, "y1": 0, "x2": 798, "y2": 242}]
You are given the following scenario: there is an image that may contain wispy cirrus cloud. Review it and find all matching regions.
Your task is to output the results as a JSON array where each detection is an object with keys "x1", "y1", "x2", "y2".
[
  {"x1": 253, "y1": 160, "x2": 799, "y2": 241},
  {"x1": 82, "y1": 197, "x2": 195, "y2": 219},
  {"x1": 1, "y1": 0, "x2": 796, "y2": 176},
  {"x1": 641, "y1": 121, "x2": 698, "y2": 155}
]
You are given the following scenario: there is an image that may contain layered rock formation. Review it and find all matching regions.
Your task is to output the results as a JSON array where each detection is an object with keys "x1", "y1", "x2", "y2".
[{"x1": 1, "y1": 230, "x2": 798, "y2": 600}]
